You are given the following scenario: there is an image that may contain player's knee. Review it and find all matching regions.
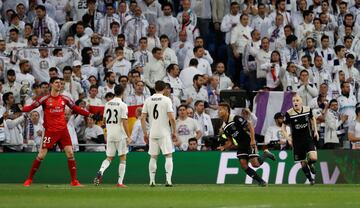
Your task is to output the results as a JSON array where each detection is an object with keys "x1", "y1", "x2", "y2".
[
  {"x1": 119, "y1": 155, "x2": 126, "y2": 161},
  {"x1": 66, "y1": 152, "x2": 74, "y2": 159},
  {"x1": 239, "y1": 160, "x2": 248, "y2": 170},
  {"x1": 107, "y1": 157, "x2": 114, "y2": 161},
  {"x1": 251, "y1": 161, "x2": 260, "y2": 168}
]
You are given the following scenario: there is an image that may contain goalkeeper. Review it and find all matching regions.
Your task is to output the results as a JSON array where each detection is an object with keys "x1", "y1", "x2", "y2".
[{"x1": 217, "y1": 103, "x2": 275, "y2": 186}]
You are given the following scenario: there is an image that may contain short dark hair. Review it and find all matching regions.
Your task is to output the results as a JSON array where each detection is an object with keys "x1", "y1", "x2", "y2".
[
  {"x1": 218, "y1": 102, "x2": 231, "y2": 114},
  {"x1": 2, "y1": 92, "x2": 13, "y2": 104},
  {"x1": 63, "y1": 66, "x2": 73, "y2": 73},
  {"x1": 194, "y1": 100, "x2": 204, "y2": 106},
  {"x1": 188, "y1": 137, "x2": 197, "y2": 144},
  {"x1": 105, "y1": 92, "x2": 115, "y2": 99},
  {"x1": 340, "y1": 81, "x2": 350, "y2": 89},
  {"x1": 161, "y1": 2, "x2": 173, "y2": 11},
  {"x1": 152, "y1": 47, "x2": 162, "y2": 54},
  {"x1": 89, "y1": 85, "x2": 98, "y2": 90},
  {"x1": 49, "y1": 77, "x2": 61, "y2": 83},
  {"x1": 9, "y1": 28, "x2": 19, "y2": 34},
  {"x1": 117, "y1": 34, "x2": 125, "y2": 39},
  {"x1": 35, "y1": 5, "x2": 46, "y2": 11},
  {"x1": 114, "y1": 84, "x2": 124, "y2": 96},
  {"x1": 154, "y1": 80, "x2": 166, "y2": 92},
  {"x1": 346, "y1": 53, "x2": 355, "y2": 60},
  {"x1": 193, "y1": 74, "x2": 203, "y2": 82},
  {"x1": 7, "y1": 69, "x2": 15, "y2": 76},
  {"x1": 329, "y1": 99, "x2": 338, "y2": 106},
  {"x1": 321, "y1": 35, "x2": 329, "y2": 42},
  {"x1": 189, "y1": 58, "x2": 198, "y2": 66}
]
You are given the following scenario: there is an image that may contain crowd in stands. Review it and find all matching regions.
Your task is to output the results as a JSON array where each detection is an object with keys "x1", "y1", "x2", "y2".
[{"x1": 1, "y1": 0, "x2": 360, "y2": 152}]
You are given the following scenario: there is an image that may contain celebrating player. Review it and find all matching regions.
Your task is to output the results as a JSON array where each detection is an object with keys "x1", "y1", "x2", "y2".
[
  {"x1": 217, "y1": 102, "x2": 275, "y2": 187},
  {"x1": 283, "y1": 94, "x2": 318, "y2": 185},
  {"x1": 141, "y1": 80, "x2": 177, "y2": 187},
  {"x1": 93, "y1": 85, "x2": 130, "y2": 187},
  {"x1": 22, "y1": 77, "x2": 94, "y2": 187}
]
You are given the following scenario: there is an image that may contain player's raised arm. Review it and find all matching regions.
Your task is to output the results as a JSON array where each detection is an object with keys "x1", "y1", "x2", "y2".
[
  {"x1": 62, "y1": 95, "x2": 91, "y2": 117},
  {"x1": 22, "y1": 94, "x2": 49, "y2": 112}
]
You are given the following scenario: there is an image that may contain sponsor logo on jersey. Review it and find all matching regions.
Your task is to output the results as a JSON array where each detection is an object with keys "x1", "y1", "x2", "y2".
[{"x1": 295, "y1": 123, "x2": 308, "y2": 129}]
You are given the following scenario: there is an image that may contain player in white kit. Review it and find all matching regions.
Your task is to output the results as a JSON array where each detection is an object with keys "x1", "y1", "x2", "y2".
[
  {"x1": 141, "y1": 81, "x2": 177, "y2": 187},
  {"x1": 93, "y1": 84, "x2": 130, "y2": 187}
]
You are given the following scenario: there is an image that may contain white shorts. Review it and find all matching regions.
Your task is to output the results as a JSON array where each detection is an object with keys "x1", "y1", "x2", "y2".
[
  {"x1": 106, "y1": 140, "x2": 128, "y2": 157},
  {"x1": 148, "y1": 137, "x2": 174, "y2": 156}
]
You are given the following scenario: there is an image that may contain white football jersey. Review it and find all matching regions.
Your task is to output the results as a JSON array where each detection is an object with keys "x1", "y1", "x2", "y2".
[
  {"x1": 142, "y1": 94, "x2": 174, "y2": 139},
  {"x1": 103, "y1": 97, "x2": 128, "y2": 141}
]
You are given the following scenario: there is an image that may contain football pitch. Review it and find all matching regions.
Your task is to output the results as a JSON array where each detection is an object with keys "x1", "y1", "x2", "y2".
[{"x1": 0, "y1": 184, "x2": 359, "y2": 208}]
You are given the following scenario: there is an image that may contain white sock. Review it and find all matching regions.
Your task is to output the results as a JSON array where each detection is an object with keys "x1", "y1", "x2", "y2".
[
  {"x1": 99, "y1": 159, "x2": 111, "y2": 175},
  {"x1": 149, "y1": 157, "x2": 157, "y2": 184},
  {"x1": 118, "y1": 161, "x2": 126, "y2": 184},
  {"x1": 165, "y1": 157, "x2": 173, "y2": 184}
]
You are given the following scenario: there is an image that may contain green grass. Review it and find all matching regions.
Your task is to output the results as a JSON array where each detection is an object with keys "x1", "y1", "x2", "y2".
[{"x1": 0, "y1": 184, "x2": 359, "y2": 208}]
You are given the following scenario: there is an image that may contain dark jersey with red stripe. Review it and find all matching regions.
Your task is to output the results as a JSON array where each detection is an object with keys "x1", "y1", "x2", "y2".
[{"x1": 23, "y1": 94, "x2": 90, "y2": 132}]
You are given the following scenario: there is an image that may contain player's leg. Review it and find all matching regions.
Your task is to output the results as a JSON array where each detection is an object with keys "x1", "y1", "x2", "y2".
[
  {"x1": 117, "y1": 140, "x2": 129, "y2": 187},
  {"x1": 306, "y1": 139, "x2": 318, "y2": 174},
  {"x1": 149, "y1": 154, "x2": 158, "y2": 186},
  {"x1": 64, "y1": 145, "x2": 82, "y2": 186},
  {"x1": 116, "y1": 154, "x2": 127, "y2": 187},
  {"x1": 164, "y1": 153, "x2": 173, "y2": 187},
  {"x1": 307, "y1": 151, "x2": 318, "y2": 175},
  {"x1": 94, "y1": 156, "x2": 114, "y2": 186},
  {"x1": 148, "y1": 138, "x2": 160, "y2": 186},
  {"x1": 296, "y1": 147, "x2": 315, "y2": 185},
  {"x1": 24, "y1": 148, "x2": 48, "y2": 186},
  {"x1": 239, "y1": 157, "x2": 267, "y2": 186},
  {"x1": 161, "y1": 136, "x2": 174, "y2": 187},
  {"x1": 94, "y1": 141, "x2": 116, "y2": 185}
]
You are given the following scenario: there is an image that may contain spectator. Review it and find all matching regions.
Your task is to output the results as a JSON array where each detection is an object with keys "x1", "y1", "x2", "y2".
[
  {"x1": 175, "y1": 105, "x2": 202, "y2": 151},
  {"x1": 130, "y1": 107, "x2": 147, "y2": 151},
  {"x1": 296, "y1": 70, "x2": 318, "y2": 105},
  {"x1": 264, "y1": 112, "x2": 291, "y2": 150},
  {"x1": 324, "y1": 99, "x2": 347, "y2": 149},
  {"x1": 2, "y1": 69, "x2": 21, "y2": 104},
  {"x1": 133, "y1": 37, "x2": 152, "y2": 67},
  {"x1": 179, "y1": 58, "x2": 201, "y2": 89},
  {"x1": 348, "y1": 106, "x2": 360, "y2": 149},
  {"x1": 84, "y1": 117, "x2": 105, "y2": 152},
  {"x1": 163, "y1": 63, "x2": 183, "y2": 99},
  {"x1": 157, "y1": 3, "x2": 179, "y2": 44},
  {"x1": 159, "y1": 35, "x2": 178, "y2": 68},
  {"x1": 187, "y1": 137, "x2": 198, "y2": 151},
  {"x1": 194, "y1": 100, "x2": 214, "y2": 138},
  {"x1": 143, "y1": 47, "x2": 166, "y2": 92},
  {"x1": 125, "y1": 80, "x2": 149, "y2": 106},
  {"x1": 182, "y1": 74, "x2": 208, "y2": 107},
  {"x1": 32, "y1": 5, "x2": 59, "y2": 45},
  {"x1": 172, "y1": 30, "x2": 193, "y2": 69},
  {"x1": 123, "y1": 6, "x2": 149, "y2": 49}
]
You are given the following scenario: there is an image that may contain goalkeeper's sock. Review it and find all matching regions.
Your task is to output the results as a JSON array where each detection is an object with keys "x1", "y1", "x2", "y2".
[
  {"x1": 99, "y1": 159, "x2": 111, "y2": 175},
  {"x1": 28, "y1": 158, "x2": 42, "y2": 180},
  {"x1": 118, "y1": 161, "x2": 126, "y2": 184},
  {"x1": 149, "y1": 157, "x2": 157, "y2": 184},
  {"x1": 301, "y1": 165, "x2": 313, "y2": 181},
  {"x1": 245, "y1": 167, "x2": 265, "y2": 184},
  {"x1": 67, "y1": 159, "x2": 77, "y2": 181},
  {"x1": 165, "y1": 157, "x2": 173, "y2": 184}
]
